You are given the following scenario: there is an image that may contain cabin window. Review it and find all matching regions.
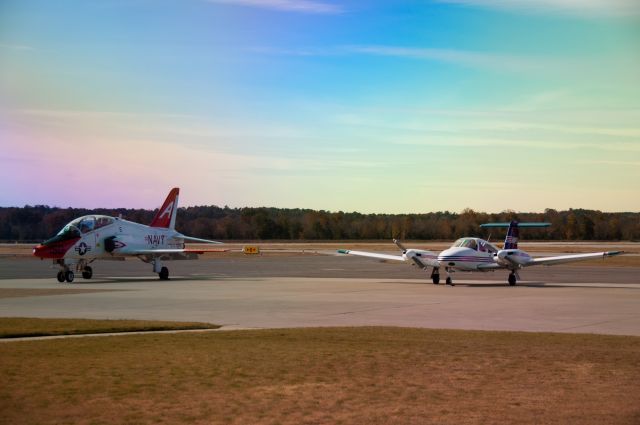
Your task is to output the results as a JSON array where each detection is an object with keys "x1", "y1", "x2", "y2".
[{"x1": 95, "y1": 216, "x2": 114, "y2": 229}]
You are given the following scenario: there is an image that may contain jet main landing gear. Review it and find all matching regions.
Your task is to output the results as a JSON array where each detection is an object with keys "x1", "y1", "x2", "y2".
[
  {"x1": 82, "y1": 266, "x2": 93, "y2": 280},
  {"x1": 159, "y1": 266, "x2": 169, "y2": 280},
  {"x1": 152, "y1": 260, "x2": 170, "y2": 280}
]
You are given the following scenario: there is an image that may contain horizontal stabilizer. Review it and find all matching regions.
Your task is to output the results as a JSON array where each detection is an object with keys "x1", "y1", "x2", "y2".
[{"x1": 480, "y1": 222, "x2": 551, "y2": 228}]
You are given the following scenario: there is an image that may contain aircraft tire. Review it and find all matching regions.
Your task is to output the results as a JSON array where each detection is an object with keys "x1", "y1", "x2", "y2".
[
  {"x1": 508, "y1": 273, "x2": 516, "y2": 286},
  {"x1": 82, "y1": 266, "x2": 93, "y2": 279},
  {"x1": 159, "y1": 267, "x2": 169, "y2": 280},
  {"x1": 446, "y1": 277, "x2": 453, "y2": 286},
  {"x1": 57, "y1": 271, "x2": 65, "y2": 283},
  {"x1": 432, "y1": 276, "x2": 440, "y2": 285},
  {"x1": 65, "y1": 270, "x2": 75, "y2": 283}
]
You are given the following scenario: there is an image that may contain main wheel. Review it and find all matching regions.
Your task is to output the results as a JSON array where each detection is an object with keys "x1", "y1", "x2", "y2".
[
  {"x1": 65, "y1": 270, "x2": 75, "y2": 283},
  {"x1": 159, "y1": 266, "x2": 169, "y2": 280},
  {"x1": 446, "y1": 277, "x2": 453, "y2": 286},
  {"x1": 82, "y1": 266, "x2": 93, "y2": 279},
  {"x1": 508, "y1": 273, "x2": 516, "y2": 286},
  {"x1": 432, "y1": 275, "x2": 440, "y2": 285},
  {"x1": 57, "y1": 271, "x2": 65, "y2": 283}
]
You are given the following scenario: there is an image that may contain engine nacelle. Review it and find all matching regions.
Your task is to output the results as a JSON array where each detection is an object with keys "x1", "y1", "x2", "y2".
[{"x1": 496, "y1": 249, "x2": 531, "y2": 267}]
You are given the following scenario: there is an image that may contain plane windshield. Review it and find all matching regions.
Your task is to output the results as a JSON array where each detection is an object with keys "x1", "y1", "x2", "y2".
[
  {"x1": 452, "y1": 238, "x2": 478, "y2": 250},
  {"x1": 56, "y1": 216, "x2": 97, "y2": 236},
  {"x1": 480, "y1": 241, "x2": 499, "y2": 253},
  {"x1": 95, "y1": 216, "x2": 114, "y2": 229}
]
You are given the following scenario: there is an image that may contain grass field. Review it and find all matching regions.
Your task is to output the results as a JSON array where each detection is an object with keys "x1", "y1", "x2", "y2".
[
  {"x1": 1, "y1": 327, "x2": 639, "y2": 424},
  {"x1": 0, "y1": 317, "x2": 219, "y2": 338}
]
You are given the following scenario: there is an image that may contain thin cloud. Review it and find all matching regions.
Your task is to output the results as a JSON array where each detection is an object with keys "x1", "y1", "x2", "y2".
[
  {"x1": 0, "y1": 43, "x2": 35, "y2": 51},
  {"x1": 436, "y1": 0, "x2": 640, "y2": 18},
  {"x1": 253, "y1": 44, "x2": 559, "y2": 73},
  {"x1": 206, "y1": 0, "x2": 343, "y2": 14},
  {"x1": 345, "y1": 45, "x2": 557, "y2": 73}
]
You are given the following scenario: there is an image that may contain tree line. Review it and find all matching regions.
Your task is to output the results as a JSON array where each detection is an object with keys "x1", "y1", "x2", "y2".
[{"x1": 0, "y1": 205, "x2": 639, "y2": 242}]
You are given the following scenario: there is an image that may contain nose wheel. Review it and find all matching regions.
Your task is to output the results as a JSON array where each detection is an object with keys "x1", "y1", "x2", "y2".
[
  {"x1": 56, "y1": 269, "x2": 75, "y2": 283},
  {"x1": 445, "y1": 267, "x2": 455, "y2": 286}
]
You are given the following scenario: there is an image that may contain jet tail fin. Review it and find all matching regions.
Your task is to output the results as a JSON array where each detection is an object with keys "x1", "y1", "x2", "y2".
[
  {"x1": 480, "y1": 221, "x2": 550, "y2": 250},
  {"x1": 150, "y1": 188, "x2": 180, "y2": 229}
]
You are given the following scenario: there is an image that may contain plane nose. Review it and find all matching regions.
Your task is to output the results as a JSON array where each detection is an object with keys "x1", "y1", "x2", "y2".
[
  {"x1": 33, "y1": 244, "x2": 47, "y2": 258},
  {"x1": 32, "y1": 243, "x2": 59, "y2": 259}
]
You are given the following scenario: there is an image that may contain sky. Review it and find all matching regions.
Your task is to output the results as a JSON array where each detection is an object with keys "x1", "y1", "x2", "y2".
[{"x1": 1, "y1": 0, "x2": 639, "y2": 213}]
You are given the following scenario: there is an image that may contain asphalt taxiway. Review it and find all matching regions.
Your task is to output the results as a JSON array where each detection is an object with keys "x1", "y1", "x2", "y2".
[{"x1": 1, "y1": 255, "x2": 639, "y2": 336}]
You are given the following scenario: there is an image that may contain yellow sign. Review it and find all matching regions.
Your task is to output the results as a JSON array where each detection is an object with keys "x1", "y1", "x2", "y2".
[{"x1": 243, "y1": 246, "x2": 260, "y2": 255}]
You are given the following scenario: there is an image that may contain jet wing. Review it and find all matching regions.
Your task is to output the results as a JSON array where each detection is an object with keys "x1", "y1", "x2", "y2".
[
  {"x1": 181, "y1": 236, "x2": 223, "y2": 244},
  {"x1": 524, "y1": 251, "x2": 623, "y2": 267},
  {"x1": 119, "y1": 248, "x2": 228, "y2": 254},
  {"x1": 337, "y1": 249, "x2": 405, "y2": 262}
]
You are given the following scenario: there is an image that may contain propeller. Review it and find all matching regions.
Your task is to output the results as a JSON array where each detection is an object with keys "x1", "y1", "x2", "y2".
[{"x1": 393, "y1": 239, "x2": 407, "y2": 253}]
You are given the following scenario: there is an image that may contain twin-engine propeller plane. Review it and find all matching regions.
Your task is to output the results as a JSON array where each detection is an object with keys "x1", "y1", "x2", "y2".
[
  {"x1": 33, "y1": 188, "x2": 224, "y2": 282},
  {"x1": 338, "y1": 221, "x2": 622, "y2": 286}
]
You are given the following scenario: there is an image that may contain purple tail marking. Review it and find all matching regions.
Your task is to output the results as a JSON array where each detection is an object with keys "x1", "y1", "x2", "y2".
[{"x1": 504, "y1": 221, "x2": 519, "y2": 249}]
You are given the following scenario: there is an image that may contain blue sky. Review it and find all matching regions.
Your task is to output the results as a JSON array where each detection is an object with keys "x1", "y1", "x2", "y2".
[{"x1": 1, "y1": 0, "x2": 639, "y2": 212}]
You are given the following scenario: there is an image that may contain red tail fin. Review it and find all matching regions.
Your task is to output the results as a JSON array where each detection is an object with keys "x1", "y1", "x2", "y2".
[{"x1": 150, "y1": 188, "x2": 179, "y2": 229}]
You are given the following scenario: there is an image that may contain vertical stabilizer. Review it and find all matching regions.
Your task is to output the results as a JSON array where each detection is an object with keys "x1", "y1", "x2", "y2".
[
  {"x1": 150, "y1": 188, "x2": 179, "y2": 229},
  {"x1": 480, "y1": 222, "x2": 550, "y2": 250},
  {"x1": 504, "y1": 221, "x2": 519, "y2": 250}
]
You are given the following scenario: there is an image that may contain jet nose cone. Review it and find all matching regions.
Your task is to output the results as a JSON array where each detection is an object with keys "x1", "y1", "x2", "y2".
[{"x1": 33, "y1": 244, "x2": 47, "y2": 258}]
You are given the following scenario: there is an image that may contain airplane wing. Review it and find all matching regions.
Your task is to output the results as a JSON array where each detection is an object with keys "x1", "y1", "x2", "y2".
[
  {"x1": 135, "y1": 248, "x2": 227, "y2": 254},
  {"x1": 181, "y1": 236, "x2": 223, "y2": 244},
  {"x1": 524, "y1": 251, "x2": 623, "y2": 267},
  {"x1": 337, "y1": 249, "x2": 406, "y2": 262}
]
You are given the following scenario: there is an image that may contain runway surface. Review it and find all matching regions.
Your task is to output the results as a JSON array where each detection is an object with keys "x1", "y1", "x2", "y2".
[{"x1": 1, "y1": 255, "x2": 639, "y2": 336}]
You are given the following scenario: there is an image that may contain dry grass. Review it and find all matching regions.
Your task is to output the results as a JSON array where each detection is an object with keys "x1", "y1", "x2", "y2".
[
  {"x1": 0, "y1": 317, "x2": 219, "y2": 338},
  {"x1": 1, "y1": 327, "x2": 639, "y2": 424}
]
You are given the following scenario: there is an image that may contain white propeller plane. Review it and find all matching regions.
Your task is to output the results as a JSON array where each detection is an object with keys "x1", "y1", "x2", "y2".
[
  {"x1": 338, "y1": 221, "x2": 623, "y2": 286},
  {"x1": 33, "y1": 188, "x2": 224, "y2": 282}
]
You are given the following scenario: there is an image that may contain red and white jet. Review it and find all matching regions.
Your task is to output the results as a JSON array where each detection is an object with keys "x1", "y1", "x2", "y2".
[
  {"x1": 338, "y1": 221, "x2": 623, "y2": 286},
  {"x1": 33, "y1": 188, "x2": 224, "y2": 282}
]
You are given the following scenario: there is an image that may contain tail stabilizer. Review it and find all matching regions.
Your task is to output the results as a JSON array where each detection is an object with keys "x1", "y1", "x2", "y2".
[
  {"x1": 150, "y1": 188, "x2": 179, "y2": 229},
  {"x1": 480, "y1": 222, "x2": 550, "y2": 250},
  {"x1": 504, "y1": 220, "x2": 520, "y2": 249}
]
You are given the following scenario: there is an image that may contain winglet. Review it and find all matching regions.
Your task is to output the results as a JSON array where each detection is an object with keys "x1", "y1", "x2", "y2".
[{"x1": 150, "y1": 188, "x2": 180, "y2": 229}]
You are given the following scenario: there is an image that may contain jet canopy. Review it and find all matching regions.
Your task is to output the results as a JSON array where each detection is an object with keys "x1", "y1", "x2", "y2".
[
  {"x1": 57, "y1": 215, "x2": 115, "y2": 236},
  {"x1": 451, "y1": 238, "x2": 498, "y2": 253},
  {"x1": 43, "y1": 215, "x2": 116, "y2": 245}
]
